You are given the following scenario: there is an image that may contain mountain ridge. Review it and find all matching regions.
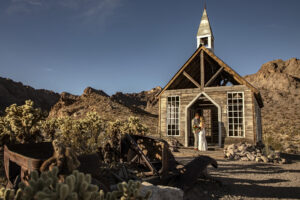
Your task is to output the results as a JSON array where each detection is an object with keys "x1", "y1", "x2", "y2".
[{"x1": 0, "y1": 57, "x2": 299, "y2": 151}]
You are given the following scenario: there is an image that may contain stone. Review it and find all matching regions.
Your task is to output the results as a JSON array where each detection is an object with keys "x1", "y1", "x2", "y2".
[
  {"x1": 141, "y1": 182, "x2": 184, "y2": 200},
  {"x1": 227, "y1": 149, "x2": 234, "y2": 156},
  {"x1": 255, "y1": 157, "x2": 262, "y2": 162},
  {"x1": 286, "y1": 148, "x2": 292, "y2": 153},
  {"x1": 261, "y1": 156, "x2": 269, "y2": 163},
  {"x1": 238, "y1": 144, "x2": 246, "y2": 152},
  {"x1": 257, "y1": 153, "x2": 262, "y2": 157},
  {"x1": 256, "y1": 149, "x2": 261, "y2": 153},
  {"x1": 246, "y1": 153, "x2": 255, "y2": 161},
  {"x1": 228, "y1": 155, "x2": 234, "y2": 160},
  {"x1": 226, "y1": 152, "x2": 231, "y2": 158},
  {"x1": 234, "y1": 155, "x2": 240, "y2": 160},
  {"x1": 241, "y1": 157, "x2": 249, "y2": 161},
  {"x1": 239, "y1": 150, "x2": 247, "y2": 157}
]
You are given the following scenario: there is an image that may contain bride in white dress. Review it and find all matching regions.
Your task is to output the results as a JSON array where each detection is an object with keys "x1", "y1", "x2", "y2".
[{"x1": 198, "y1": 116, "x2": 207, "y2": 151}]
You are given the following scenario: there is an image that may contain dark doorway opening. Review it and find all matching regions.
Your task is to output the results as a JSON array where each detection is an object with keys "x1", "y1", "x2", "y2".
[{"x1": 188, "y1": 95, "x2": 219, "y2": 147}]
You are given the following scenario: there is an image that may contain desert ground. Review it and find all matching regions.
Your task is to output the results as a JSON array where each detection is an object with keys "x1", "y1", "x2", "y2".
[
  {"x1": 175, "y1": 149, "x2": 300, "y2": 200},
  {"x1": 0, "y1": 147, "x2": 299, "y2": 199}
]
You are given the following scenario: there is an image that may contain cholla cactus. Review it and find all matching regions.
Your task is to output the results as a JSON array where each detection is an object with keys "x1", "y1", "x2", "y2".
[
  {"x1": 45, "y1": 112, "x2": 106, "y2": 155},
  {"x1": 112, "y1": 180, "x2": 151, "y2": 200},
  {"x1": 0, "y1": 100, "x2": 46, "y2": 144},
  {"x1": 122, "y1": 117, "x2": 148, "y2": 136},
  {"x1": 41, "y1": 118, "x2": 58, "y2": 141},
  {"x1": 0, "y1": 168, "x2": 151, "y2": 200}
]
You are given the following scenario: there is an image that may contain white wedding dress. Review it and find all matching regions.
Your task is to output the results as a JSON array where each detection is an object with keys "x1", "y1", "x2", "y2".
[{"x1": 198, "y1": 128, "x2": 208, "y2": 151}]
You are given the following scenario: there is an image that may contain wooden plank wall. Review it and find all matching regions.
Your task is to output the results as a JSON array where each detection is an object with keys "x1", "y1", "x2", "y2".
[
  {"x1": 253, "y1": 95, "x2": 263, "y2": 142},
  {"x1": 159, "y1": 85, "x2": 256, "y2": 145}
]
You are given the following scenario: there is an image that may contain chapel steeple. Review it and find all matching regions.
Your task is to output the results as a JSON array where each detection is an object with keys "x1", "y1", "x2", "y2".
[{"x1": 197, "y1": 6, "x2": 214, "y2": 51}]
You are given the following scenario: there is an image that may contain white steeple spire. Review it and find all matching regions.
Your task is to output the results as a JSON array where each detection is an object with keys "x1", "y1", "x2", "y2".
[{"x1": 197, "y1": 6, "x2": 214, "y2": 51}]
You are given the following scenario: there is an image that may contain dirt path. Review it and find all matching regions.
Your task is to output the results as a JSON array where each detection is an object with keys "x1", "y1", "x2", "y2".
[{"x1": 174, "y1": 149, "x2": 300, "y2": 200}]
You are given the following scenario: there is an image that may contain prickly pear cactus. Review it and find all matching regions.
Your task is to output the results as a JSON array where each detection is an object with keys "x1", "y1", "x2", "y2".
[{"x1": 0, "y1": 167, "x2": 151, "y2": 200}]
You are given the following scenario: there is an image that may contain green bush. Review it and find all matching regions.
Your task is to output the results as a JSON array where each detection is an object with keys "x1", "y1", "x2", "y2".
[{"x1": 0, "y1": 167, "x2": 151, "y2": 200}]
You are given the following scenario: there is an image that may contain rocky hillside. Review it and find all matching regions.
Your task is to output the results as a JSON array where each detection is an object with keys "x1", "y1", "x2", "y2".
[
  {"x1": 111, "y1": 86, "x2": 161, "y2": 115},
  {"x1": 0, "y1": 77, "x2": 60, "y2": 113},
  {"x1": 1, "y1": 58, "x2": 298, "y2": 150},
  {"x1": 48, "y1": 87, "x2": 160, "y2": 135},
  {"x1": 245, "y1": 58, "x2": 300, "y2": 152}
]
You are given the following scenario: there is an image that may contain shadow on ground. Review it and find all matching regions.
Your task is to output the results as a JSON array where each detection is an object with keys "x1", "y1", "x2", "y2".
[{"x1": 179, "y1": 153, "x2": 300, "y2": 200}]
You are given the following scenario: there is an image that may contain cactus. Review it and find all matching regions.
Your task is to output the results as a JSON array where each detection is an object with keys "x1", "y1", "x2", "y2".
[
  {"x1": 45, "y1": 112, "x2": 106, "y2": 155},
  {"x1": 122, "y1": 117, "x2": 148, "y2": 136},
  {"x1": 0, "y1": 100, "x2": 46, "y2": 145},
  {"x1": 0, "y1": 167, "x2": 151, "y2": 200},
  {"x1": 113, "y1": 180, "x2": 151, "y2": 200},
  {"x1": 45, "y1": 114, "x2": 148, "y2": 155}
]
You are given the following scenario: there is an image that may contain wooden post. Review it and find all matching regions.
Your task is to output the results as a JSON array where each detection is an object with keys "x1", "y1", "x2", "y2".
[
  {"x1": 183, "y1": 71, "x2": 201, "y2": 88},
  {"x1": 158, "y1": 97, "x2": 161, "y2": 136},
  {"x1": 205, "y1": 67, "x2": 224, "y2": 87},
  {"x1": 201, "y1": 50, "x2": 205, "y2": 89}
]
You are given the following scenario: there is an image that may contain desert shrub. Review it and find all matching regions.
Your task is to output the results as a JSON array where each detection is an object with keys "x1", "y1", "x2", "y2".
[
  {"x1": 41, "y1": 117, "x2": 58, "y2": 140},
  {"x1": 101, "y1": 116, "x2": 149, "y2": 149},
  {"x1": 0, "y1": 167, "x2": 151, "y2": 200},
  {"x1": 122, "y1": 116, "x2": 149, "y2": 136},
  {"x1": 262, "y1": 119, "x2": 299, "y2": 152},
  {"x1": 47, "y1": 112, "x2": 106, "y2": 155},
  {"x1": 106, "y1": 116, "x2": 148, "y2": 136},
  {"x1": 0, "y1": 100, "x2": 47, "y2": 145}
]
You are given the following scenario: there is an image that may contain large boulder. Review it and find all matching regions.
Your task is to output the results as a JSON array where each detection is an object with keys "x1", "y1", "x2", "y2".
[{"x1": 140, "y1": 182, "x2": 184, "y2": 200}]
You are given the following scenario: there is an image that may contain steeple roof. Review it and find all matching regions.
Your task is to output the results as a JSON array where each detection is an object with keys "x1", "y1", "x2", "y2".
[{"x1": 197, "y1": 8, "x2": 214, "y2": 38}]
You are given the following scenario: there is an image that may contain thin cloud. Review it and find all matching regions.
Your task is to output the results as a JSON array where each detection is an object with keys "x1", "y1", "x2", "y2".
[
  {"x1": 44, "y1": 67, "x2": 54, "y2": 72},
  {"x1": 5, "y1": 0, "x2": 122, "y2": 25},
  {"x1": 6, "y1": 0, "x2": 43, "y2": 14},
  {"x1": 61, "y1": 0, "x2": 122, "y2": 25}
]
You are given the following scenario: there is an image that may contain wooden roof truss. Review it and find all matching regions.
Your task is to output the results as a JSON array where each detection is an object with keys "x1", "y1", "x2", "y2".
[{"x1": 158, "y1": 46, "x2": 263, "y2": 107}]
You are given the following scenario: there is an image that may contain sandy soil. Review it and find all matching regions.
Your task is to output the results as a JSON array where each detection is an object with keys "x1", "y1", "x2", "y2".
[
  {"x1": 1, "y1": 148, "x2": 299, "y2": 199},
  {"x1": 175, "y1": 148, "x2": 300, "y2": 200}
]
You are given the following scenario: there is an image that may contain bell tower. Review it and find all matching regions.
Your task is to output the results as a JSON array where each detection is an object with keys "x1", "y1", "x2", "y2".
[{"x1": 197, "y1": 6, "x2": 214, "y2": 51}]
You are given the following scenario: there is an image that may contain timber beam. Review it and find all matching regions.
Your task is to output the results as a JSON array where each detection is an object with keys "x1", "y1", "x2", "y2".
[
  {"x1": 183, "y1": 71, "x2": 201, "y2": 88},
  {"x1": 200, "y1": 50, "x2": 205, "y2": 89},
  {"x1": 205, "y1": 67, "x2": 224, "y2": 87}
]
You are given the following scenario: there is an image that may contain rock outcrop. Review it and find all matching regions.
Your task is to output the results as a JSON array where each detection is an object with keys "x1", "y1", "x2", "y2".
[
  {"x1": 111, "y1": 86, "x2": 161, "y2": 115},
  {"x1": 245, "y1": 58, "x2": 300, "y2": 153},
  {"x1": 49, "y1": 87, "x2": 160, "y2": 135},
  {"x1": 140, "y1": 182, "x2": 184, "y2": 200},
  {"x1": 0, "y1": 77, "x2": 60, "y2": 113}
]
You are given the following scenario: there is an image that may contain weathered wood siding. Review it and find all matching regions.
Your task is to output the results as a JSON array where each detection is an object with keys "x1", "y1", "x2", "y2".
[
  {"x1": 253, "y1": 95, "x2": 262, "y2": 142},
  {"x1": 159, "y1": 85, "x2": 256, "y2": 145}
]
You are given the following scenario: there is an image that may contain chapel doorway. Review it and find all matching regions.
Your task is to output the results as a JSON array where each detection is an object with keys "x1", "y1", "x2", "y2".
[{"x1": 187, "y1": 95, "x2": 219, "y2": 147}]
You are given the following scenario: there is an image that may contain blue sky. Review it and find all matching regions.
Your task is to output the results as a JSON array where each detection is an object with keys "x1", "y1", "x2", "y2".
[{"x1": 0, "y1": 0, "x2": 299, "y2": 95}]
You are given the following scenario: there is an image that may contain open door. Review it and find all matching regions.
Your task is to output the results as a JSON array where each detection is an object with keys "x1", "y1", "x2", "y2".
[{"x1": 185, "y1": 93, "x2": 222, "y2": 147}]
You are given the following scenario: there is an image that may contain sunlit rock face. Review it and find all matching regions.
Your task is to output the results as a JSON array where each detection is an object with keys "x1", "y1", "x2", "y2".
[{"x1": 245, "y1": 58, "x2": 300, "y2": 153}]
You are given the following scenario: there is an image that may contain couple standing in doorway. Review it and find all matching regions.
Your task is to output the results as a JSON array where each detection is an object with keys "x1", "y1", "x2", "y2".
[{"x1": 192, "y1": 113, "x2": 208, "y2": 151}]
